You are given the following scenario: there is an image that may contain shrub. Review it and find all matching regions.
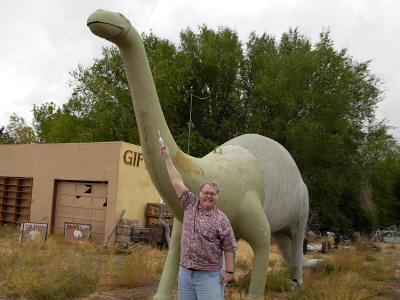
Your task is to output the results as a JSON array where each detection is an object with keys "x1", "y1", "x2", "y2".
[
  {"x1": 100, "y1": 244, "x2": 167, "y2": 288},
  {"x1": 0, "y1": 237, "x2": 99, "y2": 300}
]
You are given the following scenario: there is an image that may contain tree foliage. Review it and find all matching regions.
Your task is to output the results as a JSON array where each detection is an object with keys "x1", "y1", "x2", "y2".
[
  {"x1": 1, "y1": 113, "x2": 37, "y2": 144},
  {"x1": 240, "y1": 29, "x2": 388, "y2": 231},
  {"x1": 31, "y1": 27, "x2": 399, "y2": 232}
]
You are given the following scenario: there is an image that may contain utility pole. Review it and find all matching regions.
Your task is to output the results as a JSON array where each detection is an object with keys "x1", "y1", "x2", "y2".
[{"x1": 187, "y1": 93, "x2": 209, "y2": 154}]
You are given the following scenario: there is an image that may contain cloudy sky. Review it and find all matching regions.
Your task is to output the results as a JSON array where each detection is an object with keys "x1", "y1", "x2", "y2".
[{"x1": 1, "y1": 0, "x2": 399, "y2": 139}]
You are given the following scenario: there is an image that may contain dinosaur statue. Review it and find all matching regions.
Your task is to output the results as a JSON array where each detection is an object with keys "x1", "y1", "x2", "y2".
[{"x1": 87, "y1": 9, "x2": 309, "y2": 300}]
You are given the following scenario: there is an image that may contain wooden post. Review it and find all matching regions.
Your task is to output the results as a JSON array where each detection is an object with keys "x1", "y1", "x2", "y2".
[
  {"x1": 104, "y1": 209, "x2": 126, "y2": 245},
  {"x1": 158, "y1": 217, "x2": 171, "y2": 248}
]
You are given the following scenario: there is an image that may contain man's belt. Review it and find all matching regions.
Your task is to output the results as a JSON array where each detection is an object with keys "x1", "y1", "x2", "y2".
[{"x1": 182, "y1": 265, "x2": 200, "y2": 272}]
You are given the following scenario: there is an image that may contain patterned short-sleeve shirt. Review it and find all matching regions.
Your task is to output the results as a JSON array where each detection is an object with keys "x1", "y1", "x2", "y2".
[{"x1": 179, "y1": 188, "x2": 237, "y2": 271}]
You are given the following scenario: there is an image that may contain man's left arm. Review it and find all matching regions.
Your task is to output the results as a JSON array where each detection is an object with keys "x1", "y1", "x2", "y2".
[
  {"x1": 219, "y1": 214, "x2": 237, "y2": 283},
  {"x1": 220, "y1": 251, "x2": 235, "y2": 283}
]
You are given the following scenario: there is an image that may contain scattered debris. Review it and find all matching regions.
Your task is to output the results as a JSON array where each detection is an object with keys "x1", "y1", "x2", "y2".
[
  {"x1": 104, "y1": 209, "x2": 126, "y2": 246},
  {"x1": 115, "y1": 241, "x2": 143, "y2": 253},
  {"x1": 334, "y1": 235, "x2": 342, "y2": 248},
  {"x1": 306, "y1": 238, "x2": 334, "y2": 253},
  {"x1": 146, "y1": 203, "x2": 173, "y2": 248},
  {"x1": 351, "y1": 231, "x2": 361, "y2": 242},
  {"x1": 383, "y1": 236, "x2": 400, "y2": 244},
  {"x1": 306, "y1": 230, "x2": 317, "y2": 241},
  {"x1": 321, "y1": 240, "x2": 331, "y2": 253},
  {"x1": 326, "y1": 231, "x2": 335, "y2": 238},
  {"x1": 370, "y1": 225, "x2": 400, "y2": 243}
]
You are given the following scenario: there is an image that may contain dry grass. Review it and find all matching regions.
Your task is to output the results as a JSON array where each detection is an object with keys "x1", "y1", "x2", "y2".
[
  {"x1": 1, "y1": 225, "x2": 398, "y2": 300},
  {"x1": 226, "y1": 238, "x2": 399, "y2": 300},
  {"x1": 0, "y1": 225, "x2": 167, "y2": 299},
  {"x1": 227, "y1": 240, "x2": 290, "y2": 297},
  {"x1": 288, "y1": 239, "x2": 398, "y2": 300},
  {"x1": 0, "y1": 226, "x2": 99, "y2": 300},
  {"x1": 100, "y1": 244, "x2": 167, "y2": 288}
]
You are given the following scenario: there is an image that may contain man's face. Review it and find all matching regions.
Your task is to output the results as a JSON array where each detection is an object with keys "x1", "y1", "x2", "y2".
[{"x1": 199, "y1": 184, "x2": 218, "y2": 212}]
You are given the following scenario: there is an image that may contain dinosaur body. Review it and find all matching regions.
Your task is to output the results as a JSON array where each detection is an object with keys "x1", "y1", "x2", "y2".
[{"x1": 87, "y1": 10, "x2": 309, "y2": 300}]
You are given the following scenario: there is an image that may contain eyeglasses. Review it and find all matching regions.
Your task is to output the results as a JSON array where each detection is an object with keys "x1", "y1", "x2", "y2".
[{"x1": 201, "y1": 191, "x2": 217, "y2": 197}]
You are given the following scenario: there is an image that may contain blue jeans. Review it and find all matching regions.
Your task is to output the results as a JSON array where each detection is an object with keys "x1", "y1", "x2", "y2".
[{"x1": 178, "y1": 265, "x2": 225, "y2": 300}]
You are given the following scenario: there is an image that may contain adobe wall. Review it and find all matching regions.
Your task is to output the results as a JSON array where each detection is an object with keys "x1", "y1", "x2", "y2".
[{"x1": 0, "y1": 142, "x2": 120, "y2": 235}]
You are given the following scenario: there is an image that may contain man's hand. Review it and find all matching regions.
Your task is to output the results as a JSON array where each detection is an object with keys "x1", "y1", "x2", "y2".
[
  {"x1": 220, "y1": 271, "x2": 233, "y2": 284},
  {"x1": 221, "y1": 251, "x2": 235, "y2": 284},
  {"x1": 160, "y1": 144, "x2": 170, "y2": 160}
]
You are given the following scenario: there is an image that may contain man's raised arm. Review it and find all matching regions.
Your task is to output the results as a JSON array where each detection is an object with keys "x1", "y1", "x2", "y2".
[{"x1": 160, "y1": 145, "x2": 186, "y2": 198}]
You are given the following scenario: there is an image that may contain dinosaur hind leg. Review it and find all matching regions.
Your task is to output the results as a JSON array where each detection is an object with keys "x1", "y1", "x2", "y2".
[
  {"x1": 274, "y1": 184, "x2": 308, "y2": 285},
  {"x1": 289, "y1": 184, "x2": 309, "y2": 283},
  {"x1": 237, "y1": 191, "x2": 271, "y2": 300},
  {"x1": 273, "y1": 219, "x2": 307, "y2": 284},
  {"x1": 289, "y1": 216, "x2": 307, "y2": 283}
]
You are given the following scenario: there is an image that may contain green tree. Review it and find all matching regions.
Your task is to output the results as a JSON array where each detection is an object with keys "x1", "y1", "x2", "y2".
[
  {"x1": 31, "y1": 26, "x2": 398, "y2": 231},
  {"x1": 33, "y1": 102, "x2": 83, "y2": 143},
  {"x1": 0, "y1": 126, "x2": 13, "y2": 144},
  {"x1": 361, "y1": 123, "x2": 400, "y2": 227},
  {"x1": 67, "y1": 46, "x2": 138, "y2": 143},
  {"x1": 178, "y1": 25, "x2": 244, "y2": 153},
  {"x1": 1, "y1": 113, "x2": 37, "y2": 144},
  {"x1": 33, "y1": 46, "x2": 139, "y2": 144},
  {"x1": 241, "y1": 29, "x2": 384, "y2": 231}
]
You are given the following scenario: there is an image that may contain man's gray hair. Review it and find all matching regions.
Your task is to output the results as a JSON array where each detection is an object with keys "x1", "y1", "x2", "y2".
[{"x1": 200, "y1": 182, "x2": 220, "y2": 195}]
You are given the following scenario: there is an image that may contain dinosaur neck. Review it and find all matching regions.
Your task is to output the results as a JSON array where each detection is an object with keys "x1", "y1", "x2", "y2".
[{"x1": 116, "y1": 26, "x2": 187, "y2": 216}]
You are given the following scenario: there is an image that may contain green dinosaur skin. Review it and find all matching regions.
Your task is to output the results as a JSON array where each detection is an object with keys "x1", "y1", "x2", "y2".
[{"x1": 87, "y1": 10, "x2": 309, "y2": 300}]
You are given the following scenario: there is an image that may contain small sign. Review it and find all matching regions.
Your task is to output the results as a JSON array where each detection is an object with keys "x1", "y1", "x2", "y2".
[
  {"x1": 19, "y1": 222, "x2": 48, "y2": 245},
  {"x1": 64, "y1": 222, "x2": 92, "y2": 242}
]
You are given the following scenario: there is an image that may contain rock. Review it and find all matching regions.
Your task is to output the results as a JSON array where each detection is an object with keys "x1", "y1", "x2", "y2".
[
  {"x1": 307, "y1": 243, "x2": 322, "y2": 251},
  {"x1": 303, "y1": 259, "x2": 326, "y2": 268}
]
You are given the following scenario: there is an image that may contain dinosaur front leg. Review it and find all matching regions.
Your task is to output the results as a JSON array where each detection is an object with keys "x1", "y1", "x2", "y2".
[
  {"x1": 237, "y1": 191, "x2": 271, "y2": 300},
  {"x1": 153, "y1": 218, "x2": 182, "y2": 300}
]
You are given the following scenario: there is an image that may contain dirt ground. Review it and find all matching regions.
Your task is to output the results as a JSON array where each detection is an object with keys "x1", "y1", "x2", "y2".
[
  {"x1": 79, "y1": 279, "x2": 173, "y2": 300},
  {"x1": 78, "y1": 242, "x2": 400, "y2": 300}
]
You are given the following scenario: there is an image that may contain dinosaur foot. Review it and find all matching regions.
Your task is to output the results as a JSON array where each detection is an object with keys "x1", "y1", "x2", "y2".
[
  {"x1": 153, "y1": 293, "x2": 173, "y2": 300},
  {"x1": 244, "y1": 294, "x2": 265, "y2": 300},
  {"x1": 283, "y1": 278, "x2": 302, "y2": 291}
]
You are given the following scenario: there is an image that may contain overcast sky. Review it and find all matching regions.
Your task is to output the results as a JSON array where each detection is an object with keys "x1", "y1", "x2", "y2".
[{"x1": 1, "y1": 0, "x2": 399, "y2": 140}]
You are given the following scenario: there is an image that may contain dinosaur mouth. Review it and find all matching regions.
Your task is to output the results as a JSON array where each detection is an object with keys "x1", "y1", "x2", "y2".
[
  {"x1": 87, "y1": 20, "x2": 125, "y2": 41},
  {"x1": 87, "y1": 21, "x2": 124, "y2": 30}
]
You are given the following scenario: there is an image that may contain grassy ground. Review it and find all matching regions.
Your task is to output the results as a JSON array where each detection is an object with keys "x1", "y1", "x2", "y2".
[
  {"x1": 226, "y1": 238, "x2": 400, "y2": 300},
  {"x1": 0, "y1": 225, "x2": 166, "y2": 300},
  {"x1": 0, "y1": 224, "x2": 399, "y2": 300}
]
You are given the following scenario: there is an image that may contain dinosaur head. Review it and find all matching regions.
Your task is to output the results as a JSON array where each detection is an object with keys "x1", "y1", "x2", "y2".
[{"x1": 87, "y1": 9, "x2": 131, "y2": 44}]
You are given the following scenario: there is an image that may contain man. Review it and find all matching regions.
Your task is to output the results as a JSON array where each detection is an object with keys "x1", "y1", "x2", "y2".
[{"x1": 160, "y1": 144, "x2": 237, "y2": 300}]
